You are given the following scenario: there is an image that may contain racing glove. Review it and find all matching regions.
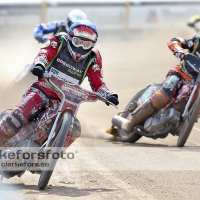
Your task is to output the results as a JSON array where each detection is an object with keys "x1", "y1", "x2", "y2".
[
  {"x1": 35, "y1": 36, "x2": 48, "y2": 43},
  {"x1": 174, "y1": 50, "x2": 186, "y2": 61},
  {"x1": 42, "y1": 38, "x2": 49, "y2": 43},
  {"x1": 106, "y1": 94, "x2": 119, "y2": 106},
  {"x1": 31, "y1": 65, "x2": 45, "y2": 78}
]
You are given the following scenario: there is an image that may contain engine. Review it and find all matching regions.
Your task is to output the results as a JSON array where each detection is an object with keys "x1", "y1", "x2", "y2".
[{"x1": 143, "y1": 108, "x2": 181, "y2": 133}]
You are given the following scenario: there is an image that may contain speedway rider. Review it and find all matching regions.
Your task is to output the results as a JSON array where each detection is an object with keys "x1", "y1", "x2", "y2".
[
  {"x1": 122, "y1": 34, "x2": 200, "y2": 133},
  {"x1": 20, "y1": 9, "x2": 88, "y2": 77},
  {"x1": 0, "y1": 20, "x2": 119, "y2": 148},
  {"x1": 34, "y1": 9, "x2": 87, "y2": 43}
]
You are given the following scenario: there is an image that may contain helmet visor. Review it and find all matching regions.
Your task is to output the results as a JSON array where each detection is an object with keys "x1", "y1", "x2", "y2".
[{"x1": 71, "y1": 37, "x2": 95, "y2": 50}]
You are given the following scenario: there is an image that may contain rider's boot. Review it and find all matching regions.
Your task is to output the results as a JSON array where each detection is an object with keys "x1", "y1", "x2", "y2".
[
  {"x1": 122, "y1": 91, "x2": 170, "y2": 133},
  {"x1": 1, "y1": 138, "x2": 40, "y2": 179}
]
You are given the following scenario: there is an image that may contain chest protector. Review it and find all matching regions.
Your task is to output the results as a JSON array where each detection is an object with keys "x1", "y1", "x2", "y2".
[
  {"x1": 182, "y1": 38, "x2": 200, "y2": 79},
  {"x1": 47, "y1": 37, "x2": 96, "y2": 85}
]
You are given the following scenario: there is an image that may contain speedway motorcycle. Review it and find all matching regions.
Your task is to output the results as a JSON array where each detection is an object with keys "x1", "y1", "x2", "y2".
[
  {"x1": 0, "y1": 68, "x2": 117, "y2": 190},
  {"x1": 107, "y1": 54, "x2": 200, "y2": 147}
]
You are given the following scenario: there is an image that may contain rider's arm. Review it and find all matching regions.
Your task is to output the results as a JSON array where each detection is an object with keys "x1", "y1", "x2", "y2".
[
  {"x1": 33, "y1": 21, "x2": 60, "y2": 43},
  {"x1": 167, "y1": 37, "x2": 197, "y2": 59},
  {"x1": 167, "y1": 35, "x2": 200, "y2": 52},
  {"x1": 87, "y1": 49, "x2": 118, "y2": 99},
  {"x1": 33, "y1": 35, "x2": 60, "y2": 69},
  {"x1": 167, "y1": 37, "x2": 192, "y2": 52}
]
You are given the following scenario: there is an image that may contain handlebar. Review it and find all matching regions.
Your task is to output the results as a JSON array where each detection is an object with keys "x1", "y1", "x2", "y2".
[{"x1": 43, "y1": 72, "x2": 118, "y2": 109}]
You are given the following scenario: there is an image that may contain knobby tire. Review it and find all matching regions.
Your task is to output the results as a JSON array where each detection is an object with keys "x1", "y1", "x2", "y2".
[
  {"x1": 38, "y1": 112, "x2": 72, "y2": 190},
  {"x1": 177, "y1": 93, "x2": 200, "y2": 147}
]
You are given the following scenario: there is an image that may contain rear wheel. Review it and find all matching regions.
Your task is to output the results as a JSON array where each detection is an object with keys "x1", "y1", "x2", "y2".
[
  {"x1": 38, "y1": 112, "x2": 72, "y2": 190},
  {"x1": 118, "y1": 89, "x2": 145, "y2": 143},
  {"x1": 177, "y1": 94, "x2": 200, "y2": 147}
]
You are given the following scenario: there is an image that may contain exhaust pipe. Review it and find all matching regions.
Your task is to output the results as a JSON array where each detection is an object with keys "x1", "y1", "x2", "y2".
[
  {"x1": 112, "y1": 115, "x2": 135, "y2": 134},
  {"x1": 111, "y1": 115, "x2": 129, "y2": 129}
]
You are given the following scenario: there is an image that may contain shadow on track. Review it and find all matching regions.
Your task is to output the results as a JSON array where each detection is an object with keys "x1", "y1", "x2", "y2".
[{"x1": 0, "y1": 181, "x2": 115, "y2": 198}]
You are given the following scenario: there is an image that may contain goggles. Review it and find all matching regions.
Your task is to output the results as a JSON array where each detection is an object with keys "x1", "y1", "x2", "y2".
[{"x1": 71, "y1": 36, "x2": 95, "y2": 50}]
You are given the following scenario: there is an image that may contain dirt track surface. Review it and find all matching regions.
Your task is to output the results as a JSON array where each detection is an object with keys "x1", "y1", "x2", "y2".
[{"x1": 1, "y1": 27, "x2": 200, "y2": 200}]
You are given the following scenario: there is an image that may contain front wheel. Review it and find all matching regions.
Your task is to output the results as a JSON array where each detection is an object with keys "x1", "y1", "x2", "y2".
[
  {"x1": 177, "y1": 94, "x2": 200, "y2": 147},
  {"x1": 38, "y1": 112, "x2": 72, "y2": 190},
  {"x1": 118, "y1": 89, "x2": 145, "y2": 143}
]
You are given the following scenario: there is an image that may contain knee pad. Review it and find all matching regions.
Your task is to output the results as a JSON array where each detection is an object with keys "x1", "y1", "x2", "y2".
[
  {"x1": 5, "y1": 112, "x2": 24, "y2": 134},
  {"x1": 151, "y1": 91, "x2": 170, "y2": 109}
]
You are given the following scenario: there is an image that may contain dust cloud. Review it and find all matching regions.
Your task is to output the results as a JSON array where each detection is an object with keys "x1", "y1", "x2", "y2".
[
  {"x1": 0, "y1": 181, "x2": 25, "y2": 200},
  {"x1": 0, "y1": 23, "x2": 196, "y2": 139}
]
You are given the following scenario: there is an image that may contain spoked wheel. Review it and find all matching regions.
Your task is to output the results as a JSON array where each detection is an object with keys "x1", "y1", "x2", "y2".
[
  {"x1": 118, "y1": 89, "x2": 145, "y2": 143},
  {"x1": 177, "y1": 94, "x2": 200, "y2": 147},
  {"x1": 38, "y1": 112, "x2": 72, "y2": 190}
]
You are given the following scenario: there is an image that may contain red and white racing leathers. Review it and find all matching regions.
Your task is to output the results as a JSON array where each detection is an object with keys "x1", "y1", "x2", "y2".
[{"x1": 0, "y1": 33, "x2": 116, "y2": 147}]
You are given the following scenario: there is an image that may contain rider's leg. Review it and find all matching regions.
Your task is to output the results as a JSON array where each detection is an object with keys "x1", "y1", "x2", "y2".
[
  {"x1": 123, "y1": 70, "x2": 183, "y2": 133},
  {"x1": 31, "y1": 116, "x2": 81, "y2": 148},
  {"x1": 0, "y1": 88, "x2": 49, "y2": 146},
  {"x1": 64, "y1": 117, "x2": 81, "y2": 148}
]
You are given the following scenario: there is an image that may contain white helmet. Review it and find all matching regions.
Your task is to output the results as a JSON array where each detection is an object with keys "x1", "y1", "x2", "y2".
[{"x1": 66, "y1": 9, "x2": 87, "y2": 31}]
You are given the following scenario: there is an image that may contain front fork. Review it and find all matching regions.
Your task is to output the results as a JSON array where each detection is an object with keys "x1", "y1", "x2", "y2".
[
  {"x1": 182, "y1": 85, "x2": 198, "y2": 119},
  {"x1": 44, "y1": 111, "x2": 62, "y2": 149},
  {"x1": 182, "y1": 72, "x2": 200, "y2": 119}
]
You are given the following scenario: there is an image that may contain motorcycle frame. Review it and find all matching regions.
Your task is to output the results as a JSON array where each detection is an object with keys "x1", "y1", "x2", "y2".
[{"x1": 40, "y1": 73, "x2": 100, "y2": 149}]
